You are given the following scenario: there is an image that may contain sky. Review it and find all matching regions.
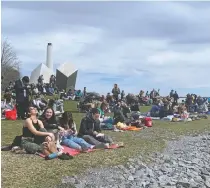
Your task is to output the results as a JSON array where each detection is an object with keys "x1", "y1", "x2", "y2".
[{"x1": 1, "y1": 1, "x2": 210, "y2": 96}]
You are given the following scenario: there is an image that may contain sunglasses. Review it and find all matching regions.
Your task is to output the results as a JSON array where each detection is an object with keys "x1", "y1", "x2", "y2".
[{"x1": 29, "y1": 107, "x2": 37, "y2": 111}]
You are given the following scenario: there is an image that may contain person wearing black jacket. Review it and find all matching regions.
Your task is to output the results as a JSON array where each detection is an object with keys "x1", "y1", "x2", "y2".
[
  {"x1": 173, "y1": 91, "x2": 179, "y2": 105},
  {"x1": 78, "y1": 108, "x2": 113, "y2": 147},
  {"x1": 14, "y1": 76, "x2": 31, "y2": 119}
]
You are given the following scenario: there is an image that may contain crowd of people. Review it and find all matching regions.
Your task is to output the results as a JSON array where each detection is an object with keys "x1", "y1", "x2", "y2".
[{"x1": 1, "y1": 76, "x2": 210, "y2": 160}]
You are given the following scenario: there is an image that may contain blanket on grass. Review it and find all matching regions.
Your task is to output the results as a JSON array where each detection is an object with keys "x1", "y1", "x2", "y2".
[{"x1": 37, "y1": 144, "x2": 124, "y2": 158}]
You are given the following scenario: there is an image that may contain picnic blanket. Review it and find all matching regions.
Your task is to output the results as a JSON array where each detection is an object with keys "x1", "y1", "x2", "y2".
[
  {"x1": 37, "y1": 144, "x2": 124, "y2": 158},
  {"x1": 120, "y1": 126, "x2": 142, "y2": 131}
]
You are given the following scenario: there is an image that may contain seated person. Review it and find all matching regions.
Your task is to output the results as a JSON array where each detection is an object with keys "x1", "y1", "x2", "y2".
[
  {"x1": 32, "y1": 95, "x2": 47, "y2": 112},
  {"x1": 75, "y1": 90, "x2": 82, "y2": 100},
  {"x1": 40, "y1": 107, "x2": 64, "y2": 148},
  {"x1": 21, "y1": 106, "x2": 56, "y2": 154},
  {"x1": 121, "y1": 102, "x2": 131, "y2": 118},
  {"x1": 113, "y1": 109, "x2": 128, "y2": 125},
  {"x1": 106, "y1": 93, "x2": 112, "y2": 103},
  {"x1": 48, "y1": 99, "x2": 64, "y2": 115},
  {"x1": 150, "y1": 103, "x2": 160, "y2": 117},
  {"x1": 97, "y1": 102, "x2": 109, "y2": 121},
  {"x1": 4, "y1": 88, "x2": 12, "y2": 105},
  {"x1": 67, "y1": 89, "x2": 75, "y2": 100},
  {"x1": 60, "y1": 111, "x2": 95, "y2": 152},
  {"x1": 78, "y1": 108, "x2": 114, "y2": 148},
  {"x1": 97, "y1": 102, "x2": 113, "y2": 129},
  {"x1": 130, "y1": 102, "x2": 140, "y2": 112}
]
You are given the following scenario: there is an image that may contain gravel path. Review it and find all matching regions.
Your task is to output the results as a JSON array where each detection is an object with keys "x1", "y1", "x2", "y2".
[{"x1": 59, "y1": 132, "x2": 210, "y2": 188}]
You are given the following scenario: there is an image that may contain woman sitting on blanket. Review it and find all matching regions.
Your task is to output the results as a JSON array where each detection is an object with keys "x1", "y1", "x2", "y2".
[
  {"x1": 40, "y1": 107, "x2": 64, "y2": 149},
  {"x1": 20, "y1": 106, "x2": 72, "y2": 160},
  {"x1": 97, "y1": 102, "x2": 113, "y2": 124},
  {"x1": 21, "y1": 106, "x2": 55, "y2": 154},
  {"x1": 59, "y1": 111, "x2": 95, "y2": 152}
]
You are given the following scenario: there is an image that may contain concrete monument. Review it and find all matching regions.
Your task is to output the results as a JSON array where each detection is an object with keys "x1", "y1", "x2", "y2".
[
  {"x1": 30, "y1": 43, "x2": 78, "y2": 91},
  {"x1": 30, "y1": 43, "x2": 54, "y2": 84},
  {"x1": 56, "y1": 62, "x2": 78, "y2": 91}
]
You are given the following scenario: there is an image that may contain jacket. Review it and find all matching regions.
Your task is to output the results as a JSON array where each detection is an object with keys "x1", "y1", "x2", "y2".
[
  {"x1": 14, "y1": 79, "x2": 30, "y2": 103},
  {"x1": 78, "y1": 113, "x2": 101, "y2": 137}
]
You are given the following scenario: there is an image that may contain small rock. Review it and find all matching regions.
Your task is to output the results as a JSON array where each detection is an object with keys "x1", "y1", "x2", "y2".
[
  {"x1": 205, "y1": 180, "x2": 210, "y2": 188},
  {"x1": 128, "y1": 176, "x2": 134, "y2": 181},
  {"x1": 201, "y1": 169, "x2": 210, "y2": 176}
]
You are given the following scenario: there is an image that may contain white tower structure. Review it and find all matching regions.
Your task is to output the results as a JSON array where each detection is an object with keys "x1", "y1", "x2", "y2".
[
  {"x1": 30, "y1": 43, "x2": 54, "y2": 84},
  {"x1": 46, "y1": 43, "x2": 53, "y2": 71}
]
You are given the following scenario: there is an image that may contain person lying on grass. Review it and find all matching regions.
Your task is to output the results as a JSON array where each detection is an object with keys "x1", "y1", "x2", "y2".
[
  {"x1": 40, "y1": 107, "x2": 64, "y2": 149},
  {"x1": 20, "y1": 106, "x2": 72, "y2": 160},
  {"x1": 78, "y1": 108, "x2": 124, "y2": 148},
  {"x1": 59, "y1": 111, "x2": 95, "y2": 152}
]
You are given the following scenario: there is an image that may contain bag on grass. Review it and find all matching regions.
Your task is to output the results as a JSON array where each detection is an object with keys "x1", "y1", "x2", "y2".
[
  {"x1": 42, "y1": 141, "x2": 57, "y2": 156},
  {"x1": 5, "y1": 108, "x2": 17, "y2": 120}
]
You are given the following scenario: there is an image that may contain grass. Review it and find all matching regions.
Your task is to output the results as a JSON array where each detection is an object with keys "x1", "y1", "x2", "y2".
[{"x1": 1, "y1": 101, "x2": 210, "y2": 188}]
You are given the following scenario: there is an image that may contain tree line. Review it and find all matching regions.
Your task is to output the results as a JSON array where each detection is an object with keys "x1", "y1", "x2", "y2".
[{"x1": 1, "y1": 39, "x2": 21, "y2": 91}]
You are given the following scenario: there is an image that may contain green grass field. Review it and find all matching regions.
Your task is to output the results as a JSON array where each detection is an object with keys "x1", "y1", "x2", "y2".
[{"x1": 1, "y1": 101, "x2": 210, "y2": 188}]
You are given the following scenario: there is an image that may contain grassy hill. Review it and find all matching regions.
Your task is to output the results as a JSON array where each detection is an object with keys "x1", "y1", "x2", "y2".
[{"x1": 1, "y1": 101, "x2": 210, "y2": 188}]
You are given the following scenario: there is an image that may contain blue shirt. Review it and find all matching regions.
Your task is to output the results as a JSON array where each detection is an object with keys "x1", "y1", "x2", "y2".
[{"x1": 150, "y1": 105, "x2": 160, "y2": 113}]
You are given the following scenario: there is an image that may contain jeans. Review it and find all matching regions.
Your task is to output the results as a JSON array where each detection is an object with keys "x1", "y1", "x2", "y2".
[{"x1": 62, "y1": 136, "x2": 93, "y2": 150}]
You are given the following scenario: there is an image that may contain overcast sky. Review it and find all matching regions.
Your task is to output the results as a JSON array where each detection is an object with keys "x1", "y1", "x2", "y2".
[{"x1": 2, "y1": 1, "x2": 210, "y2": 96}]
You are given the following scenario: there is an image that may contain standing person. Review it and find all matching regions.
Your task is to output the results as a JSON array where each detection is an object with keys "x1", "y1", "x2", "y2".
[
  {"x1": 14, "y1": 76, "x2": 31, "y2": 119},
  {"x1": 49, "y1": 75, "x2": 56, "y2": 88},
  {"x1": 112, "y1": 84, "x2": 120, "y2": 102},
  {"x1": 121, "y1": 90, "x2": 125, "y2": 100},
  {"x1": 150, "y1": 89, "x2": 156, "y2": 103},
  {"x1": 173, "y1": 91, "x2": 179, "y2": 105},
  {"x1": 169, "y1": 90, "x2": 174, "y2": 98},
  {"x1": 38, "y1": 75, "x2": 44, "y2": 85}
]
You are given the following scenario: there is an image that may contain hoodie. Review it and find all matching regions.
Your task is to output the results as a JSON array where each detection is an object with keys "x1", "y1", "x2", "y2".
[{"x1": 78, "y1": 112, "x2": 101, "y2": 137}]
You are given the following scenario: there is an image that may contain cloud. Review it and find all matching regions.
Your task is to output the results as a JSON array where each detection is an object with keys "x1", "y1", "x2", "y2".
[{"x1": 2, "y1": 1, "x2": 210, "y2": 96}]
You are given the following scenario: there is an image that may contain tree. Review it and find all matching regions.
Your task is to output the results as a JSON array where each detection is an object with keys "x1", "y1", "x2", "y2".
[{"x1": 1, "y1": 39, "x2": 21, "y2": 90}]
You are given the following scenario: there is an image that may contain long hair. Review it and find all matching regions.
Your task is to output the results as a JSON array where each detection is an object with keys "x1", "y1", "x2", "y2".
[
  {"x1": 60, "y1": 111, "x2": 74, "y2": 130},
  {"x1": 41, "y1": 107, "x2": 56, "y2": 124},
  {"x1": 100, "y1": 102, "x2": 107, "y2": 111}
]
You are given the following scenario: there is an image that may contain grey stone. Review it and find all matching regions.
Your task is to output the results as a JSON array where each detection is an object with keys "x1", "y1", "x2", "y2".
[
  {"x1": 205, "y1": 180, "x2": 210, "y2": 188},
  {"x1": 201, "y1": 169, "x2": 210, "y2": 176},
  {"x1": 61, "y1": 133, "x2": 210, "y2": 188},
  {"x1": 128, "y1": 175, "x2": 134, "y2": 181}
]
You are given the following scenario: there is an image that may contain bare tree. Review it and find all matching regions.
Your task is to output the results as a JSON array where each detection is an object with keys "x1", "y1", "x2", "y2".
[{"x1": 1, "y1": 39, "x2": 21, "y2": 90}]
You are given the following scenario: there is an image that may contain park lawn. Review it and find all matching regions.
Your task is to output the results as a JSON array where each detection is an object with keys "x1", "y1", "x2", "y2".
[{"x1": 1, "y1": 101, "x2": 210, "y2": 188}]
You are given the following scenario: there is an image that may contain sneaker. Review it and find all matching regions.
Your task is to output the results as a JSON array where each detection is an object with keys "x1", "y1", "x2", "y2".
[
  {"x1": 114, "y1": 129, "x2": 120, "y2": 132},
  {"x1": 115, "y1": 142, "x2": 124, "y2": 147},
  {"x1": 95, "y1": 143, "x2": 106, "y2": 149},
  {"x1": 1, "y1": 145, "x2": 12, "y2": 151},
  {"x1": 15, "y1": 149, "x2": 27, "y2": 154},
  {"x1": 11, "y1": 146, "x2": 21, "y2": 152},
  {"x1": 104, "y1": 143, "x2": 110, "y2": 149},
  {"x1": 90, "y1": 145, "x2": 95, "y2": 149},
  {"x1": 81, "y1": 145, "x2": 89, "y2": 153},
  {"x1": 58, "y1": 153, "x2": 73, "y2": 160},
  {"x1": 56, "y1": 142, "x2": 64, "y2": 150}
]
